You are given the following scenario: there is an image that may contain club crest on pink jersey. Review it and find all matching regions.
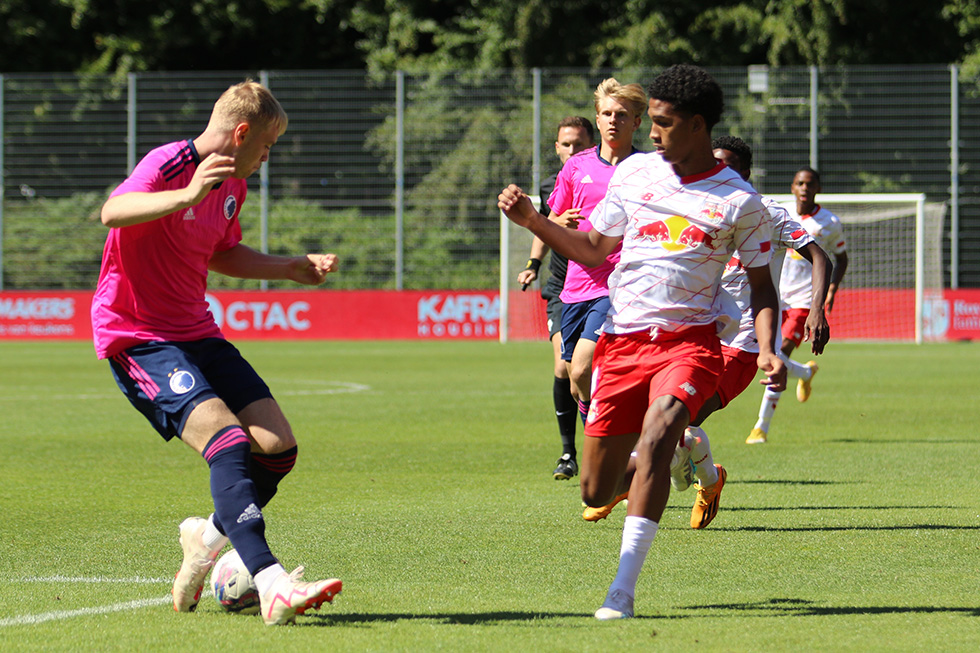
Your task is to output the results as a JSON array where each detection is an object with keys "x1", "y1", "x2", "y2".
[{"x1": 223, "y1": 195, "x2": 237, "y2": 220}]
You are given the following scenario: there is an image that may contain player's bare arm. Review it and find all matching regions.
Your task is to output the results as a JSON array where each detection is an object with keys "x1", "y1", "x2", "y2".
[
  {"x1": 825, "y1": 250, "x2": 849, "y2": 312},
  {"x1": 209, "y1": 245, "x2": 338, "y2": 284},
  {"x1": 745, "y1": 264, "x2": 787, "y2": 392},
  {"x1": 795, "y1": 242, "x2": 833, "y2": 354},
  {"x1": 100, "y1": 153, "x2": 236, "y2": 228},
  {"x1": 498, "y1": 184, "x2": 619, "y2": 267}
]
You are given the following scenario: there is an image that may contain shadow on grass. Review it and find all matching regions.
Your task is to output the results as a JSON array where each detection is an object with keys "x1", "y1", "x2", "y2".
[
  {"x1": 712, "y1": 523, "x2": 980, "y2": 532},
  {"x1": 680, "y1": 597, "x2": 980, "y2": 618},
  {"x1": 734, "y1": 479, "x2": 858, "y2": 485},
  {"x1": 825, "y1": 438, "x2": 979, "y2": 444},
  {"x1": 723, "y1": 505, "x2": 956, "y2": 512},
  {"x1": 303, "y1": 610, "x2": 651, "y2": 625}
]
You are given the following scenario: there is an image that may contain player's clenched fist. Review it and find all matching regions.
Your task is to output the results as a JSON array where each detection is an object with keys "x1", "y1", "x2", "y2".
[
  {"x1": 497, "y1": 185, "x2": 537, "y2": 227},
  {"x1": 291, "y1": 253, "x2": 338, "y2": 285}
]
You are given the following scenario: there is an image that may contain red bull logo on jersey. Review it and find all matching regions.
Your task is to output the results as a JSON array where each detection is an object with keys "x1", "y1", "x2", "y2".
[
  {"x1": 637, "y1": 220, "x2": 671, "y2": 242},
  {"x1": 701, "y1": 202, "x2": 725, "y2": 223},
  {"x1": 725, "y1": 255, "x2": 742, "y2": 273},
  {"x1": 637, "y1": 215, "x2": 717, "y2": 252}
]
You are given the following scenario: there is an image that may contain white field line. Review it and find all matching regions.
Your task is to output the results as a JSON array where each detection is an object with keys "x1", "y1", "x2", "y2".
[
  {"x1": 1, "y1": 577, "x2": 213, "y2": 628},
  {"x1": 0, "y1": 597, "x2": 172, "y2": 627}
]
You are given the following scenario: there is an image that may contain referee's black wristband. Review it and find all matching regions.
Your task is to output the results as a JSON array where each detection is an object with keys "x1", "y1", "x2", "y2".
[{"x1": 525, "y1": 258, "x2": 542, "y2": 273}]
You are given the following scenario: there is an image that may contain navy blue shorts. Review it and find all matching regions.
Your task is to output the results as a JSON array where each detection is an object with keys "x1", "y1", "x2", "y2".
[
  {"x1": 560, "y1": 296, "x2": 611, "y2": 362},
  {"x1": 109, "y1": 339, "x2": 272, "y2": 441}
]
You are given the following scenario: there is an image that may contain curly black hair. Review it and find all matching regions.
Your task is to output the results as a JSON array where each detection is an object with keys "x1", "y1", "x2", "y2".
[
  {"x1": 647, "y1": 64, "x2": 724, "y2": 131},
  {"x1": 795, "y1": 165, "x2": 821, "y2": 184},
  {"x1": 711, "y1": 134, "x2": 752, "y2": 170}
]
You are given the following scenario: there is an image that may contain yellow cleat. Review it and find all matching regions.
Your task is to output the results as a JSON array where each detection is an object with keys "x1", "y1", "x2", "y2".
[
  {"x1": 691, "y1": 465, "x2": 726, "y2": 529},
  {"x1": 796, "y1": 361, "x2": 819, "y2": 402},
  {"x1": 582, "y1": 492, "x2": 628, "y2": 522},
  {"x1": 746, "y1": 427, "x2": 768, "y2": 445}
]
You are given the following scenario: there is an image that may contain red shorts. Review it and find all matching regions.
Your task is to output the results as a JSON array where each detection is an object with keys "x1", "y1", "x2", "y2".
[
  {"x1": 716, "y1": 345, "x2": 759, "y2": 408},
  {"x1": 781, "y1": 308, "x2": 810, "y2": 347},
  {"x1": 585, "y1": 326, "x2": 723, "y2": 438}
]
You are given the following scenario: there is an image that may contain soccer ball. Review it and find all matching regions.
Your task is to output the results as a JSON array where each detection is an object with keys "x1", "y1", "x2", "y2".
[{"x1": 212, "y1": 549, "x2": 260, "y2": 614}]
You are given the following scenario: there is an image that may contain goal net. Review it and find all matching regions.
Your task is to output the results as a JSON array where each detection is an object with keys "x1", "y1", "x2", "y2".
[
  {"x1": 500, "y1": 193, "x2": 945, "y2": 344},
  {"x1": 767, "y1": 193, "x2": 944, "y2": 343}
]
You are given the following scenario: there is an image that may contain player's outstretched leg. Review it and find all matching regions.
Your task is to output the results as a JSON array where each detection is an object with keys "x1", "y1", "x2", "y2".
[
  {"x1": 172, "y1": 516, "x2": 229, "y2": 612},
  {"x1": 259, "y1": 567, "x2": 343, "y2": 626}
]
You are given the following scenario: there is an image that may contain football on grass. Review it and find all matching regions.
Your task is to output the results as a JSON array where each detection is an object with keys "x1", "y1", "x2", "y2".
[{"x1": 212, "y1": 549, "x2": 260, "y2": 614}]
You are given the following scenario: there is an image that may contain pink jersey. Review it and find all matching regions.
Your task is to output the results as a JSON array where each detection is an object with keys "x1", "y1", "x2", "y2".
[
  {"x1": 91, "y1": 140, "x2": 246, "y2": 359},
  {"x1": 590, "y1": 152, "x2": 772, "y2": 336},
  {"x1": 547, "y1": 146, "x2": 627, "y2": 304},
  {"x1": 779, "y1": 204, "x2": 846, "y2": 309},
  {"x1": 721, "y1": 197, "x2": 812, "y2": 352}
]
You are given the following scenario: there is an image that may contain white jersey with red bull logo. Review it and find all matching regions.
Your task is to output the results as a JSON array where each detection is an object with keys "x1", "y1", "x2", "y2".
[
  {"x1": 722, "y1": 197, "x2": 813, "y2": 352},
  {"x1": 590, "y1": 152, "x2": 772, "y2": 336},
  {"x1": 779, "y1": 204, "x2": 846, "y2": 309},
  {"x1": 547, "y1": 146, "x2": 626, "y2": 304}
]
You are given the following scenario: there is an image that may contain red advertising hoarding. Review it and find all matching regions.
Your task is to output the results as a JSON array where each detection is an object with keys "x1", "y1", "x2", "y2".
[
  {"x1": 0, "y1": 290, "x2": 501, "y2": 342},
  {"x1": 3, "y1": 288, "x2": 980, "y2": 342}
]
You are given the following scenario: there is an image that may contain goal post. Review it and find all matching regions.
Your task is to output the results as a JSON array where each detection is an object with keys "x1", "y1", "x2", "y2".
[
  {"x1": 767, "y1": 193, "x2": 944, "y2": 344},
  {"x1": 499, "y1": 196, "x2": 549, "y2": 343},
  {"x1": 500, "y1": 193, "x2": 945, "y2": 344}
]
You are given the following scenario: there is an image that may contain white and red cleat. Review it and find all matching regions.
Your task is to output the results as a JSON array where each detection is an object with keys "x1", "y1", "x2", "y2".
[{"x1": 261, "y1": 567, "x2": 342, "y2": 625}]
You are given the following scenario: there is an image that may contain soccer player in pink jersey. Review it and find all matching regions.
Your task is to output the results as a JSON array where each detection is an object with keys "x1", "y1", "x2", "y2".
[
  {"x1": 92, "y1": 81, "x2": 342, "y2": 626},
  {"x1": 748, "y1": 166, "x2": 849, "y2": 444},
  {"x1": 499, "y1": 64, "x2": 786, "y2": 620},
  {"x1": 540, "y1": 79, "x2": 646, "y2": 480}
]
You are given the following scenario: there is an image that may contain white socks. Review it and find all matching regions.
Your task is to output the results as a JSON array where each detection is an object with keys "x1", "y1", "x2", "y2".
[
  {"x1": 779, "y1": 352, "x2": 814, "y2": 379},
  {"x1": 203, "y1": 514, "x2": 228, "y2": 551},
  {"x1": 755, "y1": 354, "x2": 813, "y2": 431},
  {"x1": 755, "y1": 385, "x2": 781, "y2": 431},
  {"x1": 687, "y1": 426, "x2": 718, "y2": 487},
  {"x1": 608, "y1": 516, "x2": 658, "y2": 598},
  {"x1": 254, "y1": 563, "x2": 287, "y2": 596}
]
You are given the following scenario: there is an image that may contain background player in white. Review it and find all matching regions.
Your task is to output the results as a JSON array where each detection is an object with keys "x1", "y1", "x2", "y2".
[
  {"x1": 499, "y1": 64, "x2": 786, "y2": 620},
  {"x1": 92, "y1": 81, "x2": 342, "y2": 625},
  {"x1": 748, "y1": 165, "x2": 848, "y2": 444},
  {"x1": 517, "y1": 116, "x2": 595, "y2": 480}
]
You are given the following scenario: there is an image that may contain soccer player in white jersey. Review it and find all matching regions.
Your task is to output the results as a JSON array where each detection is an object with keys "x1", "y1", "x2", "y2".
[
  {"x1": 499, "y1": 64, "x2": 786, "y2": 621},
  {"x1": 581, "y1": 136, "x2": 832, "y2": 529},
  {"x1": 92, "y1": 81, "x2": 342, "y2": 625},
  {"x1": 748, "y1": 166, "x2": 848, "y2": 444}
]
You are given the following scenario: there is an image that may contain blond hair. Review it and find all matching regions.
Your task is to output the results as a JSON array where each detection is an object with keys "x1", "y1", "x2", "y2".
[
  {"x1": 209, "y1": 80, "x2": 288, "y2": 135},
  {"x1": 593, "y1": 78, "x2": 647, "y2": 118}
]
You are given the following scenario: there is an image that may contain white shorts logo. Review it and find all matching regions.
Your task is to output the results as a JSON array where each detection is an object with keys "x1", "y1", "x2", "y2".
[
  {"x1": 237, "y1": 503, "x2": 262, "y2": 524},
  {"x1": 169, "y1": 370, "x2": 196, "y2": 394}
]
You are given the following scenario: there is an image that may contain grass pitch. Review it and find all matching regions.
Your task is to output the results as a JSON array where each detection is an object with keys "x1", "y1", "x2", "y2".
[{"x1": 1, "y1": 339, "x2": 979, "y2": 651}]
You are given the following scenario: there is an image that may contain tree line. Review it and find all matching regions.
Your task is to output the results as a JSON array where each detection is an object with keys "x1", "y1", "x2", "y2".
[{"x1": 4, "y1": 1, "x2": 980, "y2": 76}]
